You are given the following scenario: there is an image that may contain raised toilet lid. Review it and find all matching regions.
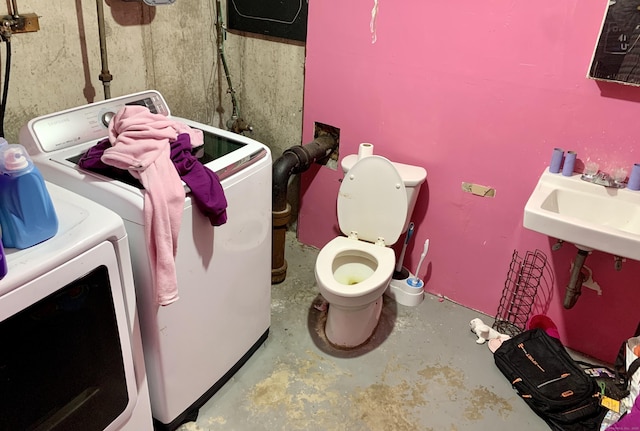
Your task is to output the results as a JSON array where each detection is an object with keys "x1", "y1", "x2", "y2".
[{"x1": 338, "y1": 155, "x2": 408, "y2": 245}]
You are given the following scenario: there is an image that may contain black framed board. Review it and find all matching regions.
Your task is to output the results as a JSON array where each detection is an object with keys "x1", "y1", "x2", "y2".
[
  {"x1": 588, "y1": 0, "x2": 640, "y2": 86},
  {"x1": 227, "y1": 0, "x2": 308, "y2": 42}
]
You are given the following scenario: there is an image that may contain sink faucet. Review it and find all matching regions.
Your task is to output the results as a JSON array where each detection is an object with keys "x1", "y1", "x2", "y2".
[{"x1": 580, "y1": 171, "x2": 625, "y2": 188}]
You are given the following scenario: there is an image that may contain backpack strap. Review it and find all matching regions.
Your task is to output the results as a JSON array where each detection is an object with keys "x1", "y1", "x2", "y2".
[
  {"x1": 628, "y1": 357, "x2": 640, "y2": 382},
  {"x1": 612, "y1": 322, "x2": 640, "y2": 391}
]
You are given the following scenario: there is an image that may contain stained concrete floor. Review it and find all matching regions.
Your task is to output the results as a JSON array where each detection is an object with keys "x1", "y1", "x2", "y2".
[{"x1": 177, "y1": 232, "x2": 552, "y2": 431}]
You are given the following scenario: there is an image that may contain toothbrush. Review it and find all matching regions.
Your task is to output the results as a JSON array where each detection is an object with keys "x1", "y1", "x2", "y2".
[
  {"x1": 408, "y1": 239, "x2": 429, "y2": 287},
  {"x1": 395, "y1": 222, "x2": 414, "y2": 273}
]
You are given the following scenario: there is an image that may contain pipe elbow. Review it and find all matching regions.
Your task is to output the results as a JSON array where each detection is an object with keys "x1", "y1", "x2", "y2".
[
  {"x1": 271, "y1": 135, "x2": 339, "y2": 212},
  {"x1": 272, "y1": 151, "x2": 303, "y2": 211}
]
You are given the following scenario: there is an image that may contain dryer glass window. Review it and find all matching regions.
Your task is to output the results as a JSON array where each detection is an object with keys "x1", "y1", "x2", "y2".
[{"x1": 0, "y1": 265, "x2": 129, "y2": 431}]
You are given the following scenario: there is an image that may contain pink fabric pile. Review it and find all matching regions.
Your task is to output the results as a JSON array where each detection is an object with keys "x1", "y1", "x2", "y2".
[{"x1": 102, "y1": 105, "x2": 203, "y2": 306}]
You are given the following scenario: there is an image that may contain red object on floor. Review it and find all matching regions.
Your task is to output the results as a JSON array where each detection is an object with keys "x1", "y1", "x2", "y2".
[{"x1": 526, "y1": 314, "x2": 560, "y2": 340}]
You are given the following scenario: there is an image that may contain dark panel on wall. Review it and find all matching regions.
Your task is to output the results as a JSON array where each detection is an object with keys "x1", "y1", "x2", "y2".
[
  {"x1": 588, "y1": 0, "x2": 640, "y2": 86},
  {"x1": 227, "y1": 0, "x2": 308, "y2": 42}
]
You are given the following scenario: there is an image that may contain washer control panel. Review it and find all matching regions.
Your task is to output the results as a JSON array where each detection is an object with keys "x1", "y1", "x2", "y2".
[{"x1": 20, "y1": 90, "x2": 170, "y2": 154}]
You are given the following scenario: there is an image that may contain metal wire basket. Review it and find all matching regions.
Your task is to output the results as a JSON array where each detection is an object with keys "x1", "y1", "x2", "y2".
[{"x1": 493, "y1": 249, "x2": 548, "y2": 337}]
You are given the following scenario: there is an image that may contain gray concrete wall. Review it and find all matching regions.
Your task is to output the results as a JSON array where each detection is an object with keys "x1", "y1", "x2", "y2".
[{"x1": 3, "y1": 0, "x2": 304, "y2": 163}]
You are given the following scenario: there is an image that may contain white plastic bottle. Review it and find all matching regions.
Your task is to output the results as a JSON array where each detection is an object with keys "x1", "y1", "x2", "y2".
[{"x1": 0, "y1": 144, "x2": 58, "y2": 249}]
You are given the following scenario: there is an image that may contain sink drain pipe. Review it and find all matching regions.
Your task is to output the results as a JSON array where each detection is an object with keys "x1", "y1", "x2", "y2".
[
  {"x1": 272, "y1": 135, "x2": 338, "y2": 284},
  {"x1": 563, "y1": 249, "x2": 590, "y2": 309}
]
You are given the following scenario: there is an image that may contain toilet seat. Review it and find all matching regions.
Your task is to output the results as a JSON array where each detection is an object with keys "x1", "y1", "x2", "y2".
[
  {"x1": 315, "y1": 236, "x2": 395, "y2": 307},
  {"x1": 338, "y1": 155, "x2": 407, "y2": 246}
]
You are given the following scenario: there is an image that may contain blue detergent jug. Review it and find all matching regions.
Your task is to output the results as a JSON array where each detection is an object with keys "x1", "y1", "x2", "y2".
[{"x1": 0, "y1": 144, "x2": 58, "y2": 249}]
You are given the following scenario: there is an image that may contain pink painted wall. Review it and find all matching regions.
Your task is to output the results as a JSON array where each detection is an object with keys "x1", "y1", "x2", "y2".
[{"x1": 298, "y1": 1, "x2": 640, "y2": 363}]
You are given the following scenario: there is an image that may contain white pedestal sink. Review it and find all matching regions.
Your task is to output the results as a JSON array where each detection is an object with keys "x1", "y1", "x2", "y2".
[{"x1": 524, "y1": 168, "x2": 640, "y2": 261}]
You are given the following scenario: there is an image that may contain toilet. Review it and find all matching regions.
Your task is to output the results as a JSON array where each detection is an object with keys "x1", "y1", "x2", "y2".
[{"x1": 314, "y1": 144, "x2": 427, "y2": 348}]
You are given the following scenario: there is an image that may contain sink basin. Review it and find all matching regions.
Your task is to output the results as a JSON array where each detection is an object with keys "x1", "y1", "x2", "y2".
[{"x1": 524, "y1": 168, "x2": 640, "y2": 261}]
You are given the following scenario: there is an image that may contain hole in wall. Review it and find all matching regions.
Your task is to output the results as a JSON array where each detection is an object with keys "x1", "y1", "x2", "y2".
[{"x1": 314, "y1": 121, "x2": 340, "y2": 170}]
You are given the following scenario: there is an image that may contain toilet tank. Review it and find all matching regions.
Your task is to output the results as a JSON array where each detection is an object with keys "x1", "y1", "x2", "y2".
[{"x1": 341, "y1": 154, "x2": 427, "y2": 233}]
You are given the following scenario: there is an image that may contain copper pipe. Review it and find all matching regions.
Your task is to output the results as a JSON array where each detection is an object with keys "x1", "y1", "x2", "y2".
[{"x1": 96, "y1": 0, "x2": 112, "y2": 99}]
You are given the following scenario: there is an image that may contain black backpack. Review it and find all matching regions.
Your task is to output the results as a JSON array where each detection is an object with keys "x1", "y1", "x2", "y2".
[{"x1": 493, "y1": 328, "x2": 607, "y2": 431}]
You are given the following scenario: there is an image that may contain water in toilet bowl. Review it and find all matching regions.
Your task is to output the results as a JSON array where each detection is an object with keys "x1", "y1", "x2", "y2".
[{"x1": 334, "y1": 261, "x2": 375, "y2": 285}]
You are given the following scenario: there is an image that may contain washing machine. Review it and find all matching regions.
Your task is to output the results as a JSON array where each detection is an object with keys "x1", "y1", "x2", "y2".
[
  {"x1": 19, "y1": 91, "x2": 272, "y2": 430},
  {"x1": 0, "y1": 182, "x2": 153, "y2": 430}
]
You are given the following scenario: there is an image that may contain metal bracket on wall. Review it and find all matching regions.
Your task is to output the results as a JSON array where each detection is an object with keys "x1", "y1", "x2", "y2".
[
  {"x1": 461, "y1": 182, "x2": 496, "y2": 197},
  {"x1": 2, "y1": 13, "x2": 39, "y2": 34}
]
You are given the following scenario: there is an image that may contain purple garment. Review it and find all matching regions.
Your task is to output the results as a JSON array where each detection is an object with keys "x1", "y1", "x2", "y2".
[
  {"x1": 170, "y1": 133, "x2": 228, "y2": 226},
  {"x1": 607, "y1": 395, "x2": 640, "y2": 430},
  {"x1": 78, "y1": 134, "x2": 228, "y2": 226},
  {"x1": 78, "y1": 138, "x2": 142, "y2": 186},
  {"x1": 78, "y1": 138, "x2": 114, "y2": 171},
  {"x1": 79, "y1": 138, "x2": 111, "y2": 170}
]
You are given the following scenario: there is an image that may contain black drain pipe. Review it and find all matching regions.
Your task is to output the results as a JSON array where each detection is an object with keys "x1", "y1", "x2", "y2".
[
  {"x1": 563, "y1": 249, "x2": 590, "y2": 309},
  {"x1": 272, "y1": 134, "x2": 338, "y2": 284}
]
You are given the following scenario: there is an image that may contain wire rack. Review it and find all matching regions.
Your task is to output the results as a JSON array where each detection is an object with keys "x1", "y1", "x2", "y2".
[{"x1": 493, "y1": 249, "x2": 548, "y2": 337}]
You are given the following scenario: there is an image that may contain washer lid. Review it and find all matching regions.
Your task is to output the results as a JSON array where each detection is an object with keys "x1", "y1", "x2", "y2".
[{"x1": 337, "y1": 155, "x2": 407, "y2": 245}]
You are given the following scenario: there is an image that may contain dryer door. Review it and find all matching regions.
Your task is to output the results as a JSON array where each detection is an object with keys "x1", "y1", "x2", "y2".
[{"x1": 0, "y1": 242, "x2": 138, "y2": 431}]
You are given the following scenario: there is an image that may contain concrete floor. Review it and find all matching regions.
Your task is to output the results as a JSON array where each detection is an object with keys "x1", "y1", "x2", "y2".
[{"x1": 177, "y1": 232, "x2": 553, "y2": 431}]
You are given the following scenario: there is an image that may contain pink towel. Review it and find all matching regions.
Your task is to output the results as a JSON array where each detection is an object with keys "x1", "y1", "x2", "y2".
[{"x1": 102, "y1": 106, "x2": 201, "y2": 305}]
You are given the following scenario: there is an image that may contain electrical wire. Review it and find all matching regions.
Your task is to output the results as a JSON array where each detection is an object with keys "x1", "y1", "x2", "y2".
[
  {"x1": 215, "y1": 0, "x2": 240, "y2": 119},
  {"x1": 0, "y1": 37, "x2": 11, "y2": 137},
  {"x1": 0, "y1": 0, "x2": 16, "y2": 137}
]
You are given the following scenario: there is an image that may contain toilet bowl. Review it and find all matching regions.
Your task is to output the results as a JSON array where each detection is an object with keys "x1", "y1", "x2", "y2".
[
  {"x1": 315, "y1": 236, "x2": 396, "y2": 347},
  {"x1": 314, "y1": 147, "x2": 426, "y2": 348}
]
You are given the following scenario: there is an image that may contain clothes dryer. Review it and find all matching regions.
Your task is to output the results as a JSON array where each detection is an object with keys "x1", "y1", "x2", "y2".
[
  {"x1": 0, "y1": 182, "x2": 153, "y2": 430},
  {"x1": 20, "y1": 91, "x2": 272, "y2": 430}
]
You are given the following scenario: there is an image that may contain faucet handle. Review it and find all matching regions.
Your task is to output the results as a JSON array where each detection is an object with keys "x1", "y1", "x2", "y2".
[
  {"x1": 612, "y1": 167, "x2": 628, "y2": 184},
  {"x1": 584, "y1": 161, "x2": 599, "y2": 177}
]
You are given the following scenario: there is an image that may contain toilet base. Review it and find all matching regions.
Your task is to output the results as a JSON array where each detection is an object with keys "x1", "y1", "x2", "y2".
[{"x1": 325, "y1": 297, "x2": 384, "y2": 348}]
